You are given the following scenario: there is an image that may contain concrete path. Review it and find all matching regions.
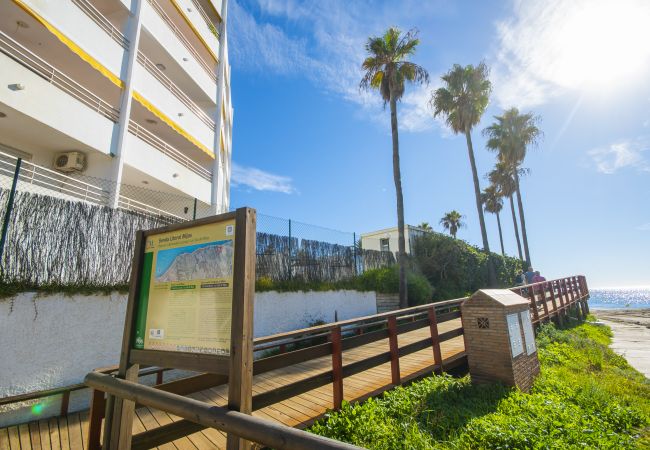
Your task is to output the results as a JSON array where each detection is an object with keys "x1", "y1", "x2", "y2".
[{"x1": 592, "y1": 308, "x2": 650, "y2": 378}]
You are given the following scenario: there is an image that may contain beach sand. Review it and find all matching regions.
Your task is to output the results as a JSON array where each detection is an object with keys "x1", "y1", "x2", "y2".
[{"x1": 592, "y1": 308, "x2": 650, "y2": 378}]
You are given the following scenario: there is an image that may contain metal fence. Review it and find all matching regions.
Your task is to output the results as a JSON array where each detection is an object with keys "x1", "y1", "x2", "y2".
[{"x1": 0, "y1": 156, "x2": 394, "y2": 286}]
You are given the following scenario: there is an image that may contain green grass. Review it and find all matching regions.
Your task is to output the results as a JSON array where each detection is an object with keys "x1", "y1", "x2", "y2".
[{"x1": 310, "y1": 319, "x2": 650, "y2": 449}]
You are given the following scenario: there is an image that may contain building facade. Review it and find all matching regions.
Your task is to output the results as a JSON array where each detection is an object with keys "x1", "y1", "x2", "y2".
[
  {"x1": 0, "y1": 0, "x2": 232, "y2": 220},
  {"x1": 360, "y1": 225, "x2": 430, "y2": 256}
]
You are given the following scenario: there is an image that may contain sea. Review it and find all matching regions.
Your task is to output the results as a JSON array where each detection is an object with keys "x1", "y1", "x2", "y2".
[{"x1": 588, "y1": 287, "x2": 650, "y2": 309}]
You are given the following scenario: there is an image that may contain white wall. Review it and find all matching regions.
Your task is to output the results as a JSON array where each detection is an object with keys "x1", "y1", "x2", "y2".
[
  {"x1": 0, "y1": 289, "x2": 377, "y2": 427},
  {"x1": 254, "y1": 290, "x2": 377, "y2": 338}
]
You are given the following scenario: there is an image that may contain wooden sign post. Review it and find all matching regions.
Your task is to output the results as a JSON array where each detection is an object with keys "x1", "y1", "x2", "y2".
[{"x1": 104, "y1": 207, "x2": 256, "y2": 450}]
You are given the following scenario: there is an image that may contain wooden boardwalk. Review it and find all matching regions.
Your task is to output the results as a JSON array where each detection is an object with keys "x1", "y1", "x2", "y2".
[
  {"x1": 0, "y1": 320, "x2": 465, "y2": 450},
  {"x1": 0, "y1": 275, "x2": 590, "y2": 450}
]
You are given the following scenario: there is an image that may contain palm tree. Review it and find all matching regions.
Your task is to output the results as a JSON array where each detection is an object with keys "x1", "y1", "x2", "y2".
[
  {"x1": 430, "y1": 62, "x2": 496, "y2": 285},
  {"x1": 481, "y1": 184, "x2": 505, "y2": 256},
  {"x1": 488, "y1": 162, "x2": 523, "y2": 261},
  {"x1": 483, "y1": 107, "x2": 542, "y2": 267},
  {"x1": 440, "y1": 210, "x2": 465, "y2": 238},
  {"x1": 417, "y1": 222, "x2": 433, "y2": 231},
  {"x1": 360, "y1": 27, "x2": 429, "y2": 308}
]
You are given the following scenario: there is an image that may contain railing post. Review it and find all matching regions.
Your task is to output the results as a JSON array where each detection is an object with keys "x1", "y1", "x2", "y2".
[
  {"x1": 568, "y1": 277, "x2": 576, "y2": 304},
  {"x1": 427, "y1": 307, "x2": 443, "y2": 372},
  {"x1": 387, "y1": 316, "x2": 401, "y2": 385},
  {"x1": 330, "y1": 326, "x2": 343, "y2": 410},
  {"x1": 60, "y1": 391, "x2": 70, "y2": 416},
  {"x1": 539, "y1": 283, "x2": 550, "y2": 321},
  {"x1": 548, "y1": 282, "x2": 562, "y2": 326},
  {"x1": 87, "y1": 388, "x2": 106, "y2": 450},
  {"x1": 156, "y1": 369, "x2": 164, "y2": 385},
  {"x1": 528, "y1": 287, "x2": 540, "y2": 324},
  {"x1": 0, "y1": 157, "x2": 21, "y2": 265}
]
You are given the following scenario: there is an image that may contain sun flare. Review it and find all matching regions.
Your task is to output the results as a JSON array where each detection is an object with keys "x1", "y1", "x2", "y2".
[{"x1": 545, "y1": 0, "x2": 650, "y2": 89}]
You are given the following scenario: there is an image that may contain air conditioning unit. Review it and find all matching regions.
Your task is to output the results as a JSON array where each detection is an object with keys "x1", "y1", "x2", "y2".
[{"x1": 54, "y1": 151, "x2": 86, "y2": 172}]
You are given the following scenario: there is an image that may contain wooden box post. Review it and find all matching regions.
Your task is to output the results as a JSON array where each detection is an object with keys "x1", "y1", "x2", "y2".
[{"x1": 226, "y1": 208, "x2": 256, "y2": 450}]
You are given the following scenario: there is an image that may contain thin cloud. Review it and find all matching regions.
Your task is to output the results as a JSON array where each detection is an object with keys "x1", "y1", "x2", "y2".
[
  {"x1": 636, "y1": 223, "x2": 650, "y2": 231},
  {"x1": 229, "y1": 0, "x2": 440, "y2": 133},
  {"x1": 231, "y1": 163, "x2": 296, "y2": 194},
  {"x1": 587, "y1": 138, "x2": 650, "y2": 174}
]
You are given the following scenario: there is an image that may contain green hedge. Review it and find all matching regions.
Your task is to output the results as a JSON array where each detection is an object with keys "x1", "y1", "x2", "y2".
[
  {"x1": 256, "y1": 266, "x2": 433, "y2": 306},
  {"x1": 411, "y1": 233, "x2": 523, "y2": 300}
]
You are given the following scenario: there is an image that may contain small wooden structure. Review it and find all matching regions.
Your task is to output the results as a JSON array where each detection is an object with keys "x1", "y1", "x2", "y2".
[{"x1": 461, "y1": 289, "x2": 540, "y2": 392}]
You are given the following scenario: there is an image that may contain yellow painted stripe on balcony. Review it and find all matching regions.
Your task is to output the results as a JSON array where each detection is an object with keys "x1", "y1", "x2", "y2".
[
  {"x1": 169, "y1": 0, "x2": 218, "y2": 62},
  {"x1": 132, "y1": 90, "x2": 215, "y2": 159},
  {"x1": 12, "y1": 0, "x2": 124, "y2": 89}
]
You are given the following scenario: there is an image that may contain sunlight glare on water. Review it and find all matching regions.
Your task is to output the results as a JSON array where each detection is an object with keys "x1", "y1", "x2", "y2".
[{"x1": 589, "y1": 287, "x2": 650, "y2": 309}]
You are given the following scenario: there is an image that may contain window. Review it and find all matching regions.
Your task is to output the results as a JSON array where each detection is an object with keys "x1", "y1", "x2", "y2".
[{"x1": 380, "y1": 238, "x2": 390, "y2": 252}]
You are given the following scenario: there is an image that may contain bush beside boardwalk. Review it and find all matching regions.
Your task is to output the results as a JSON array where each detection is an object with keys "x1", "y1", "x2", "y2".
[{"x1": 310, "y1": 319, "x2": 650, "y2": 449}]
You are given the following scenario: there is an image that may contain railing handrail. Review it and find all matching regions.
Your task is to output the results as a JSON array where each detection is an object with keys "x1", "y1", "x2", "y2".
[
  {"x1": 0, "y1": 151, "x2": 110, "y2": 200},
  {"x1": 127, "y1": 121, "x2": 212, "y2": 180},
  {"x1": 136, "y1": 50, "x2": 215, "y2": 129},
  {"x1": 190, "y1": 0, "x2": 220, "y2": 39},
  {"x1": 85, "y1": 372, "x2": 362, "y2": 450},
  {"x1": 71, "y1": 0, "x2": 129, "y2": 49},
  {"x1": 146, "y1": 0, "x2": 217, "y2": 82},
  {"x1": 0, "y1": 30, "x2": 120, "y2": 122},
  {"x1": 0, "y1": 366, "x2": 168, "y2": 407},
  {"x1": 253, "y1": 296, "x2": 465, "y2": 345}
]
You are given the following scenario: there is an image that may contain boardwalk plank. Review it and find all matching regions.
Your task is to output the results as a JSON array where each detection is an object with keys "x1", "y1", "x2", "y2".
[
  {"x1": 38, "y1": 419, "x2": 50, "y2": 450},
  {"x1": 0, "y1": 427, "x2": 10, "y2": 450},
  {"x1": 66, "y1": 414, "x2": 83, "y2": 450},
  {"x1": 57, "y1": 417, "x2": 70, "y2": 450},
  {"x1": 28, "y1": 422, "x2": 41, "y2": 450},
  {"x1": 7, "y1": 426, "x2": 21, "y2": 450},
  {"x1": 48, "y1": 417, "x2": 61, "y2": 450},
  {"x1": 18, "y1": 423, "x2": 31, "y2": 450}
]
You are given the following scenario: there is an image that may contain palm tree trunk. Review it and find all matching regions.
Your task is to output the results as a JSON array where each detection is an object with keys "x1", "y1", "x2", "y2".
[
  {"x1": 514, "y1": 171, "x2": 531, "y2": 267},
  {"x1": 509, "y1": 195, "x2": 523, "y2": 261},
  {"x1": 464, "y1": 130, "x2": 496, "y2": 286},
  {"x1": 496, "y1": 211, "x2": 505, "y2": 256},
  {"x1": 390, "y1": 94, "x2": 408, "y2": 308}
]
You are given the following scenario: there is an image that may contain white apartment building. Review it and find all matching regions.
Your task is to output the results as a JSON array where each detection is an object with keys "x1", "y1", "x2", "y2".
[
  {"x1": 361, "y1": 225, "x2": 431, "y2": 256},
  {"x1": 0, "y1": 0, "x2": 233, "y2": 220}
]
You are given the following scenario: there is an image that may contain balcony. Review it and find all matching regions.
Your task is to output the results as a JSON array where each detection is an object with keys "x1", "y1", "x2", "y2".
[
  {"x1": 13, "y1": 0, "x2": 127, "y2": 77},
  {"x1": 134, "y1": 51, "x2": 216, "y2": 150},
  {"x1": 141, "y1": 0, "x2": 217, "y2": 101},
  {"x1": 0, "y1": 30, "x2": 118, "y2": 156}
]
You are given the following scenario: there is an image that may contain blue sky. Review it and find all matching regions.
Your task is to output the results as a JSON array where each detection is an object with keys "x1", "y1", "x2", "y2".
[{"x1": 225, "y1": 0, "x2": 650, "y2": 288}]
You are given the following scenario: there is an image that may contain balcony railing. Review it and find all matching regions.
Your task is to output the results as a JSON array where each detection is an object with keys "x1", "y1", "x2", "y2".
[
  {"x1": 146, "y1": 0, "x2": 217, "y2": 82},
  {"x1": 71, "y1": 0, "x2": 129, "y2": 49},
  {"x1": 117, "y1": 195, "x2": 184, "y2": 223},
  {"x1": 128, "y1": 121, "x2": 212, "y2": 181},
  {"x1": 136, "y1": 51, "x2": 215, "y2": 129},
  {"x1": 0, "y1": 151, "x2": 110, "y2": 205},
  {"x1": 190, "y1": 0, "x2": 220, "y2": 39},
  {"x1": 0, "y1": 31, "x2": 120, "y2": 122},
  {"x1": 0, "y1": 151, "x2": 199, "y2": 224}
]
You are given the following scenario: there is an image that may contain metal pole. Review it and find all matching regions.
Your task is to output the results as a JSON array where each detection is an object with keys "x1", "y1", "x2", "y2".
[
  {"x1": 353, "y1": 232, "x2": 357, "y2": 275},
  {"x1": 0, "y1": 158, "x2": 22, "y2": 265},
  {"x1": 288, "y1": 219, "x2": 292, "y2": 280},
  {"x1": 193, "y1": 198, "x2": 197, "y2": 220}
]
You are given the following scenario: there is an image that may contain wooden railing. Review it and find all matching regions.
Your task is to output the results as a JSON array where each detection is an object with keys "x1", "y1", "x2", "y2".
[
  {"x1": 0, "y1": 366, "x2": 169, "y2": 416},
  {"x1": 86, "y1": 297, "x2": 466, "y2": 449},
  {"x1": 510, "y1": 275, "x2": 590, "y2": 325}
]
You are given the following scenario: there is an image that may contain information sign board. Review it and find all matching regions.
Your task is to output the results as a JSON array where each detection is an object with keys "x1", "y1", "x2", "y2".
[
  {"x1": 506, "y1": 313, "x2": 524, "y2": 357},
  {"x1": 133, "y1": 220, "x2": 236, "y2": 355}
]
